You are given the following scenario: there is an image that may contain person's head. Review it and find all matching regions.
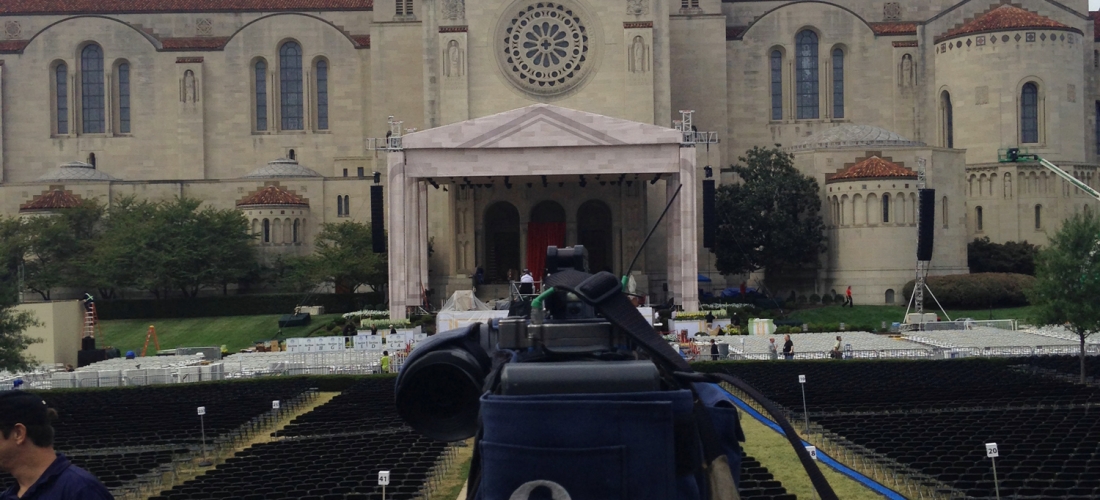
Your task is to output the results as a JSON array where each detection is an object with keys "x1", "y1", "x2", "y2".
[
  {"x1": 0, "y1": 392, "x2": 57, "y2": 469},
  {"x1": 837, "y1": 336, "x2": 842, "y2": 341},
  {"x1": 383, "y1": 350, "x2": 389, "y2": 356},
  {"x1": 784, "y1": 334, "x2": 791, "y2": 341},
  {"x1": 769, "y1": 338, "x2": 775, "y2": 343},
  {"x1": 710, "y1": 339, "x2": 716, "y2": 344}
]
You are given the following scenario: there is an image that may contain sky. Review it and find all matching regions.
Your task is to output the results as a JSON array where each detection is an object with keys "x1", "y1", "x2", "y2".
[{"x1": 1092, "y1": 0, "x2": 1099, "y2": 11}]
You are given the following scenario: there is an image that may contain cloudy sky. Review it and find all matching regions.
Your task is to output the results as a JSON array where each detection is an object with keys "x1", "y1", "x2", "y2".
[{"x1": 1092, "y1": 0, "x2": 1099, "y2": 11}]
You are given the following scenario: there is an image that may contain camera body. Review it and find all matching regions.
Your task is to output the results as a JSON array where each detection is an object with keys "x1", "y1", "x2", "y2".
[{"x1": 395, "y1": 245, "x2": 659, "y2": 441}]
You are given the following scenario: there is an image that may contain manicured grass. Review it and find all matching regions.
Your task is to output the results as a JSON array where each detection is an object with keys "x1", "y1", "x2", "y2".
[
  {"x1": 97, "y1": 314, "x2": 342, "y2": 355},
  {"x1": 784, "y1": 304, "x2": 1035, "y2": 328},
  {"x1": 740, "y1": 410, "x2": 883, "y2": 499}
]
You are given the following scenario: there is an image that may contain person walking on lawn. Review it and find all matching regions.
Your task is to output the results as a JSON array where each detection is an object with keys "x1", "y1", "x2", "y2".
[{"x1": 844, "y1": 286, "x2": 853, "y2": 308}]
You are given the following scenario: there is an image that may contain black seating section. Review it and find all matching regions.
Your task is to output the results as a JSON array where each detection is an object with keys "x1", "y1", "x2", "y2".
[
  {"x1": 739, "y1": 453, "x2": 796, "y2": 500},
  {"x1": 152, "y1": 379, "x2": 448, "y2": 500},
  {"x1": 721, "y1": 358, "x2": 1100, "y2": 414},
  {"x1": 720, "y1": 359, "x2": 1100, "y2": 500},
  {"x1": 1011, "y1": 354, "x2": 1100, "y2": 381},
  {"x1": 41, "y1": 379, "x2": 315, "y2": 450},
  {"x1": 279, "y1": 378, "x2": 402, "y2": 437}
]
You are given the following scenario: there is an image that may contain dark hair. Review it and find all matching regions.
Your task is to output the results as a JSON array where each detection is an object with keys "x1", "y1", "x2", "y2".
[{"x1": 0, "y1": 409, "x2": 58, "y2": 448}]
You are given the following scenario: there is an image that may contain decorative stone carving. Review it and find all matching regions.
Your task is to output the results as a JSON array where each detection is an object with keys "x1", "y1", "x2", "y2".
[
  {"x1": 497, "y1": 1, "x2": 594, "y2": 97},
  {"x1": 4, "y1": 20, "x2": 20, "y2": 39},
  {"x1": 181, "y1": 70, "x2": 199, "y2": 103},
  {"x1": 444, "y1": 39, "x2": 464, "y2": 77},
  {"x1": 883, "y1": 2, "x2": 902, "y2": 21},
  {"x1": 629, "y1": 36, "x2": 649, "y2": 73},
  {"x1": 626, "y1": 0, "x2": 648, "y2": 16},
  {"x1": 442, "y1": 0, "x2": 464, "y2": 20},
  {"x1": 195, "y1": 18, "x2": 212, "y2": 36},
  {"x1": 899, "y1": 54, "x2": 913, "y2": 88}
]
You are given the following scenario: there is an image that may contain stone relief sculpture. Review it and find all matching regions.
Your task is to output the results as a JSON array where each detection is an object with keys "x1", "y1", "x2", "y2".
[
  {"x1": 442, "y1": 0, "x2": 464, "y2": 20},
  {"x1": 181, "y1": 70, "x2": 199, "y2": 103},
  {"x1": 629, "y1": 36, "x2": 649, "y2": 73},
  {"x1": 444, "y1": 40, "x2": 464, "y2": 77},
  {"x1": 899, "y1": 54, "x2": 913, "y2": 88},
  {"x1": 626, "y1": 0, "x2": 649, "y2": 16}
]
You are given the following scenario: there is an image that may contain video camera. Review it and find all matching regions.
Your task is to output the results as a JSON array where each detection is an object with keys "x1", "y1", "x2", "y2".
[{"x1": 395, "y1": 245, "x2": 661, "y2": 442}]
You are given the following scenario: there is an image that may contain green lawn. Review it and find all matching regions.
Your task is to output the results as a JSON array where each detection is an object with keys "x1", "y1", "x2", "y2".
[
  {"x1": 784, "y1": 304, "x2": 1034, "y2": 328},
  {"x1": 98, "y1": 314, "x2": 342, "y2": 355}
]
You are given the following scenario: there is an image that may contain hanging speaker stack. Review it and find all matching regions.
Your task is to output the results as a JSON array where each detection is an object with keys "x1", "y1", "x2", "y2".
[
  {"x1": 371, "y1": 185, "x2": 386, "y2": 253},
  {"x1": 917, "y1": 188, "x2": 935, "y2": 261},
  {"x1": 702, "y1": 179, "x2": 716, "y2": 249}
]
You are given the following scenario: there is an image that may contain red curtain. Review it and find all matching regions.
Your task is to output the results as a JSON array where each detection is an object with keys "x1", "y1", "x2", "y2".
[{"x1": 525, "y1": 222, "x2": 566, "y2": 282}]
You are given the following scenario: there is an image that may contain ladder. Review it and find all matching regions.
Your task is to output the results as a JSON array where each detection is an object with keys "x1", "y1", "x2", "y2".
[
  {"x1": 83, "y1": 303, "x2": 101, "y2": 341},
  {"x1": 142, "y1": 325, "x2": 160, "y2": 357}
]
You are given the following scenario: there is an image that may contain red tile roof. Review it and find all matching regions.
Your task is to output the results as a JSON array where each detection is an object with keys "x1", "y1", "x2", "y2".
[
  {"x1": 826, "y1": 156, "x2": 917, "y2": 183},
  {"x1": 937, "y1": 5, "x2": 1079, "y2": 43},
  {"x1": 0, "y1": 0, "x2": 372, "y2": 15},
  {"x1": 19, "y1": 189, "x2": 84, "y2": 211},
  {"x1": 0, "y1": 40, "x2": 29, "y2": 53},
  {"x1": 870, "y1": 22, "x2": 918, "y2": 36},
  {"x1": 350, "y1": 35, "x2": 370, "y2": 49},
  {"x1": 237, "y1": 185, "x2": 308, "y2": 207},
  {"x1": 161, "y1": 37, "x2": 230, "y2": 50}
]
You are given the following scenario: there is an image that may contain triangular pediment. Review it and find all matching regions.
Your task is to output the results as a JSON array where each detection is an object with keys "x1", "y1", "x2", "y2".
[{"x1": 402, "y1": 104, "x2": 682, "y2": 149}]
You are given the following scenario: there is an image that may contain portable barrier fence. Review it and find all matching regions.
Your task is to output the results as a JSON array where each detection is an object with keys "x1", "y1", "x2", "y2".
[{"x1": 899, "y1": 319, "x2": 1018, "y2": 332}]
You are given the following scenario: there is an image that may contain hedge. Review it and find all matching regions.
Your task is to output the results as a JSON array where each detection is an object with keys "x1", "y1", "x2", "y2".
[
  {"x1": 96, "y1": 292, "x2": 385, "y2": 320},
  {"x1": 902, "y1": 273, "x2": 1035, "y2": 309}
]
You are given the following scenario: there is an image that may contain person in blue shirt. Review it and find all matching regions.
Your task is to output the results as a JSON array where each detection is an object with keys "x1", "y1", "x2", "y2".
[{"x1": 0, "y1": 392, "x2": 113, "y2": 500}]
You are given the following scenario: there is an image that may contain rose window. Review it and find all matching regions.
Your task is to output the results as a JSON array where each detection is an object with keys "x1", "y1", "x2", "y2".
[{"x1": 501, "y1": 2, "x2": 592, "y2": 96}]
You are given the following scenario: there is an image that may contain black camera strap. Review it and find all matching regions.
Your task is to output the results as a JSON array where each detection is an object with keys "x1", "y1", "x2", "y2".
[{"x1": 544, "y1": 270, "x2": 838, "y2": 500}]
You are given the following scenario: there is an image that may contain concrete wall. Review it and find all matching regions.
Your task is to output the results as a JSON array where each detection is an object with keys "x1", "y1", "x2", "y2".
[{"x1": 14, "y1": 300, "x2": 83, "y2": 368}]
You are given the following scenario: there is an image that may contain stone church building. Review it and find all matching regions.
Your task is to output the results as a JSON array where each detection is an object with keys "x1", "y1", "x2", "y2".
[{"x1": 0, "y1": 0, "x2": 1097, "y2": 308}]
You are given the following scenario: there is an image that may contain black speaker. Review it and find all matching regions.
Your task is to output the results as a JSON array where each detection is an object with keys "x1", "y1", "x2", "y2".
[
  {"x1": 371, "y1": 185, "x2": 386, "y2": 253},
  {"x1": 702, "y1": 180, "x2": 716, "y2": 248},
  {"x1": 917, "y1": 188, "x2": 935, "y2": 261}
]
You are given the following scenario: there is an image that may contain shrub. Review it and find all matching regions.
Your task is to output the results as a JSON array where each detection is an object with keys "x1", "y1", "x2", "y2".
[
  {"x1": 821, "y1": 294, "x2": 833, "y2": 305},
  {"x1": 797, "y1": 294, "x2": 808, "y2": 304},
  {"x1": 968, "y1": 237, "x2": 1039, "y2": 275},
  {"x1": 809, "y1": 293, "x2": 821, "y2": 304},
  {"x1": 902, "y1": 273, "x2": 1035, "y2": 308}
]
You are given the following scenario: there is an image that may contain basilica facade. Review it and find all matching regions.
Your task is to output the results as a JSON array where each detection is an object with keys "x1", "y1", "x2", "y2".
[{"x1": 0, "y1": 0, "x2": 1097, "y2": 306}]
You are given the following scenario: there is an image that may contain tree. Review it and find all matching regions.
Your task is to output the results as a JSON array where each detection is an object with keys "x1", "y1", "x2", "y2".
[
  {"x1": 1027, "y1": 211, "x2": 1100, "y2": 384},
  {"x1": 0, "y1": 217, "x2": 40, "y2": 372},
  {"x1": 20, "y1": 201, "x2": 103, "y2": 300},
  {"x1": 968, "y1": 237, "x2": 1040, "y2": 275},
  {"x1": 713, "y1": 145, "x2": 826, "y2": 277},
  {"x1": 303, "y1": 221, "x2": 387, "y2": 294}
]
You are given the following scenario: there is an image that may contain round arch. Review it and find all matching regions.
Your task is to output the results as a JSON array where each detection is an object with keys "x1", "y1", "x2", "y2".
[
  {"x1": 24, "y1": 16, "x2": 163, "y2": 52},
  {"x1": 577, "y1": 200, "x2": 614, "y2": 274},
  {"x1": 530, "y1": 200, "x2": 566, "y2": 223},
  {"x1": 223, "y1": 12, "x2": 362, "y2": 50},
  {"x1": 484, "y1": 201, "x2": 521, "y2": 284},
  {"x1": 739, "y1": 2, "x2": 878, "y2": 41}
]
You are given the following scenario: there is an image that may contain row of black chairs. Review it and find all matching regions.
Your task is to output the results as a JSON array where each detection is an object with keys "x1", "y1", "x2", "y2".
[
  {"x1": 279, "y1": 379, "x2": 401, "y2": 437},
  {"x1": 738, "y1": 453, "x2": 796, "y2": 500}
]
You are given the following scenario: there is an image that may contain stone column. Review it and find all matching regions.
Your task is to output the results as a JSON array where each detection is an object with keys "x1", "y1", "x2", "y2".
[
  {"x1": 666, "y1": 173, "x2": 682, "y2": 307},
  {"x1": 387, "y1": 150, "x2": 409, "y2": 319},
  {"x1": 419, "y1": 180, "x2": 430, "y2": 304},
  {"x1": 678, "y1": 146, "x2": 699, "y2": 312}
]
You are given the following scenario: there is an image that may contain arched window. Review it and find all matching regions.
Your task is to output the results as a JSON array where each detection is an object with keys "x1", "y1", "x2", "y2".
[
  {"x1": 116, "y1": 62, "x2": 131, "y2": 134},
  {"x1": 941, "y1": 91, "x2": 953, "y2": 148},
  {"x1": 885, "y1": 289, "x2": 895, "y2": 304},
  {"x1": 81, "y1": 44, "x2": 105, "y2": 134},
  {"x1": 344, "y1": 195, "x2": 350, "y2": 216},
  {"x1": 770, "y1": 50, "x2": 783, "y2": 120},
  {"x1": 942, "y1": 196, "x2": 949, "y2": 228},
  {"x1": 396, "y1": 0, "x2": 414, "y2": 16},
  {"x1": 1021, "y1": 82, "x2": 1039, "y2": 144},
  {"x1": 263, "y1": 219, "x2": 271, "y2": 243},
  {"x1": 832, "y1": 48, "x2": 844, "y2": 119},
  {"x1": 55, "y1": 63, "x2": 69, "y2": 135},
  {"x1": 293, "y1": 219, "x2": 300, "y2": 243},
  {"x1": 279, "y1": 42, "x2": 304, "y2": 130},
  {"x1": 255, "y1": 60, "x2": 268, "y2": 131},
  {"x1": 288, "y1": 149, "x2": 296, "y2": 160},
  {"x1": 315, "y1": 59, "x2": 329, "y2": 130},
  {"x1": 882, "y1": 193, "x2": 890, "y2": 223},
  {"x1": 795, "y1": 30, "x2": 819, "y2": 119},
  {"x1": 337, "y1": 196, "x2": 345, "y2": 217},
  {"x1": 88, "y1": 153, "x2": 96, "y2": 167},
  {"x1": 976, "y1": 206, "x2": 983, "y2": 232},
  {"x1": 1034, "y1": 204, "x2": 1042, "y2": 229}
]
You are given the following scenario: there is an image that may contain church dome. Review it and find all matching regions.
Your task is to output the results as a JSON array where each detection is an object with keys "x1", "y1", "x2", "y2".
[
  {"x1": 242, "y1": 158, "x2": 322, "y2": 179},
  {"x1": 788, "y1": 125, "x2": 925, "y2": 152},
  {"x1": 35, "y1": 161, "x2": 117, "y2": 182},
  {"x1": 936, "y1": 5, "x2": 1078, "y2": 44}
]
